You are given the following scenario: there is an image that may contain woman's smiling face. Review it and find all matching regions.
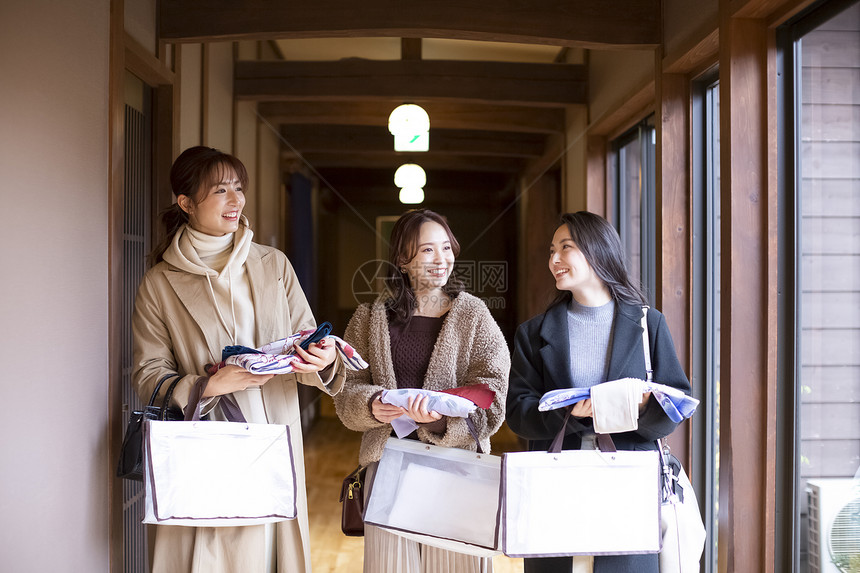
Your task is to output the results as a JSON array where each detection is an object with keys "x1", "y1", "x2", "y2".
[
  {"x1": 548, "y1": 224, "x2": 603, "y2": 296},
  {"x1": 403, "y1": 221, "x2": 456, "y2": 292},
  {"x1": 179, "y1": 166, "x2": 245, "y2": 236}
]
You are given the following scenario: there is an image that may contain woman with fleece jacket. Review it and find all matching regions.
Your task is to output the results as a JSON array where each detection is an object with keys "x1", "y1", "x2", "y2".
[
  {"x1": 333, "y1": 208, "x2": 510, "y2": 573},
  {"x1": 132, "y1": 145, "x2": 344, "y2": 573}
]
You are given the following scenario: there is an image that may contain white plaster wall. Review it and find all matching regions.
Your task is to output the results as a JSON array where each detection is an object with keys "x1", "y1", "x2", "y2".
[
  {"x1": 204, "y1": 42, "x2": 235, "y2": 153},
  {"x1": 258, "y1": 125, "x2": 283, "y2": 248},
  {"x1": 0, "y1": 0, "x2": 110, "y2": 570},
  {"x1": 179, "y1": 43, "x2": 203, "y2": 151},
  {"x1": 235, "y1": 101, "x2": 260, "y2": 227}
]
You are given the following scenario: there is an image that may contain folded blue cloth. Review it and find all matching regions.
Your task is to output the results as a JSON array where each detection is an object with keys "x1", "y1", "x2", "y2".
[
  {"x1": 538, "y1": 379, "x2": 699, "y2": 424},
  {"x1": 221, "y1": 345, "x2": 263, "y2": 360}
]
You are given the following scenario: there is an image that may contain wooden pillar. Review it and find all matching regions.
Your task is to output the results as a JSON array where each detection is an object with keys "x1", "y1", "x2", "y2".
[
  {"x1": 656, "y1": 69, "x2": 692, "y2": 466},
  {"x1": 718, "y1": 12, "x2": 778, "y2": 573},
  {"x1": 585, "y1": 135, "x2": 607, "y2": 217}
]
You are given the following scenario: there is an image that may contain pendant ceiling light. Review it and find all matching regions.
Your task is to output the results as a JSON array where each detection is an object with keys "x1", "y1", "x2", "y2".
[
  {"x1": 398, "y1": 187, "x2": 425, "y2": 204},
  {"x1": 394, "y1": 163, "x2": 426, "y2": 204},
  {"x1": 394, "y1": 163, "x2": 426, "y2": 188},
  {"x1": 388, "y1": 104, "x2": 429, "y2": 152}
]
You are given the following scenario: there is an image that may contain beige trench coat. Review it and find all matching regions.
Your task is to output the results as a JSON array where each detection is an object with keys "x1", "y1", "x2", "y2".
[{"x1": 132, "y1": 242, "x2": 344, "y2": 573}]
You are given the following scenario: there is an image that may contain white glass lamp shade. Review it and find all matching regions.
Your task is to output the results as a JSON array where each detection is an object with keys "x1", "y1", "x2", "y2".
[
  {"x1": 388, "y1": 104, "x2": 430, "y2": 152},
  {"x1": 399, "y1": 187, "x2": 425, "y2": 204},
  {"x1": 394, "y1": 164, "x2": 426, "y2": 189}
]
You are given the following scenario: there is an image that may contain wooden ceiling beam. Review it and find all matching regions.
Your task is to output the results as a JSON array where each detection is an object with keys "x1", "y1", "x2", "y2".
[
  {"x1": 401, "y1": 38, "x2": 422, "y2": 60},
  {"x1": 284, "y1": 151, "x2": 526, "y2": 173},
  {"x1": 159, "y1": 0, "x2": 661, "y2": 48},
  {"x1": 258, "y1": 101, "x2": 566, "y2": 134},
  {"x1": 235, "y1": 59, "x2": 586, "y2": 106},
  {"x1": 279, "y1": 125, "x2": 546, "y2": 157}
]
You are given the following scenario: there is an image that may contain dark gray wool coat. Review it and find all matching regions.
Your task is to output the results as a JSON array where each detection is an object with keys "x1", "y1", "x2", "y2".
[{"x1": 506, "y1": 300, "x2": 692, "y2": 573}]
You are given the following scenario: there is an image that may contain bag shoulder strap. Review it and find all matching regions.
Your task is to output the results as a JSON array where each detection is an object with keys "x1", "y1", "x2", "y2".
[
  {"x1": 464, "y1": 417, "x2": 485, "y2": 454},
  {"x1": 159, "y1": 375, "x2": 183, "y2": 420},
  {"x1": 640, "y1": 306, "x2": 653, "y2": 383},
  {"x1": 147, "y1": 373, "x2": 180, "y2": 408},
  {"x1": 549, "y1": 409, "x2": 616, "y2": 454}
]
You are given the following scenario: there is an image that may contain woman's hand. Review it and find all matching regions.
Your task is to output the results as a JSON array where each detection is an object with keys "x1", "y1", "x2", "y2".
[
  {"x1": 406, "y1": 394, "x2": 443, "y2": 424},
  {"x1": 371, "y1": 395, "x2": 406, "y2": 423},
  {"x1": 203, "y1": 365, "x2": 274, "y2": 397},
  {"x1": 639, "y1": 391, "x2": 652, "y2": 411},
  {"x1": 292, "y1": 338, "x2": 337, "y2": 373},
  {"x1": 570, "y1": 398, "x2": 593, "y2": 418}
]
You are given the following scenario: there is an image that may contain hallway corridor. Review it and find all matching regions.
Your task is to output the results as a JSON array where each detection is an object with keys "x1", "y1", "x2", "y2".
[{"x1": 304, "y1": 396, "x2": 525, "y2": 572}]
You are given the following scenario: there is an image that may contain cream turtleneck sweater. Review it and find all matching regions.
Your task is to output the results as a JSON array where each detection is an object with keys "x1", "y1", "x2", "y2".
[{"x1": 164, "y1": 221, "x2": 256, "y2": 350}]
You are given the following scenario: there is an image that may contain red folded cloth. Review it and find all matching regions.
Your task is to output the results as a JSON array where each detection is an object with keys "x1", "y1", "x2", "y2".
[{"x1": 439, "y1": 383, "x2": 495, "y2": 409}]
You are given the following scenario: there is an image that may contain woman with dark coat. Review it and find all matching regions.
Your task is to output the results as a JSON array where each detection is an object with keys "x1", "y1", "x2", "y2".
[{"x1": 505, "y1": 211, "x2": 691, "y2": 573}]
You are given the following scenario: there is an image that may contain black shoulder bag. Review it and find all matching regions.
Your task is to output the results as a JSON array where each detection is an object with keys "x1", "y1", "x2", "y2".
[{"x1": 116, "y1": 373, "x2": 183, "y2": 481}]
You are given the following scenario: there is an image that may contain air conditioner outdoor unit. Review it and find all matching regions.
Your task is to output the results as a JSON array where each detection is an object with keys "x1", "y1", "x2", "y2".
[{"x1": 807, "y1": 478, "x2": 860, "y2": 573}]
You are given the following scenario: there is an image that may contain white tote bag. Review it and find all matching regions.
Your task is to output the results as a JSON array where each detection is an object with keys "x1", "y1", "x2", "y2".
[
  {"x1": 658, "y1": 445, "x2": 706, "y2": 572},
  {"x1": 501, "y1": 444, "x2": 661, "y2": 557},
  {"x1": 143, "y1": 419, "x2": 297, "y2": 527},
  {"x1": 364, "y1": 437, "x2": 502, "y2": 557}
]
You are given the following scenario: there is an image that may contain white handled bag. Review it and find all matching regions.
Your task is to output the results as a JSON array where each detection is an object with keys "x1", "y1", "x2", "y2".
[
  {"x1": 364, "y1": 437, "x2": 502, "y2": 557},
  {"x1": 142, "y1": 393, "x2": 298, "y2": 527},
  {"x1": 501, "y1": 422, "x2": 661, "y2": 558},
  {"x1": 637, "y1": 308, "x2": 706, "y2": 572},
  {"x1": 658, "y1": 443, "x2": 706, "y2": 572}
]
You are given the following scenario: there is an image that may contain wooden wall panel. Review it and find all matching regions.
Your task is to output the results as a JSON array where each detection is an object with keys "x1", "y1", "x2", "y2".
[{"x1": 519, "y1": 172, "x2": 560, "y2": 324}]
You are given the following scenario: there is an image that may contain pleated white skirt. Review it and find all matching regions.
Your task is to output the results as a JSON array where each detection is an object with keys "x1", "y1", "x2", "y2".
[
  {"x1": 363, "y1": 524, "x2": 492, "y2": 573},
  {"x1": 362, "y1": 461, "x2": 492, "y2": 573}
]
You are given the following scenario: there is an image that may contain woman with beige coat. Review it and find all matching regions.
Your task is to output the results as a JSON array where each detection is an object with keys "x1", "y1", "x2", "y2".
[
  {"x1": 334, "y1": 209, "x2": 510, "y2": 573},
  {"x1": 132, "y1": 146, "x2": 344, "y2": 572}
]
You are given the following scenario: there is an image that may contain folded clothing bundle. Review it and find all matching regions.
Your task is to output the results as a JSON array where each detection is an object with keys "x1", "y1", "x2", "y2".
[
  {"x1": 538, "y1": 378, "x2": 699, "y2": 426},
  {"x1": 380, "y1": 384, "x2": 496, "y2": 438},
  {"x1": 207, "y1": 323, "x2": 368, "y2": 375}
]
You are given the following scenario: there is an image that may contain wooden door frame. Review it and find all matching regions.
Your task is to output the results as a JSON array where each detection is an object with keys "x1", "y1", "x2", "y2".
[{"x1": 108, "y1": 1, "x2": 176, "y2": 569}]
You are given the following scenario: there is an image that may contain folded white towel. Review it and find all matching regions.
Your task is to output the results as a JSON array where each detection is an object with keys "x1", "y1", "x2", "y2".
[{"x1": 590, "y1": 378, "x2": 644, "y2": 434}]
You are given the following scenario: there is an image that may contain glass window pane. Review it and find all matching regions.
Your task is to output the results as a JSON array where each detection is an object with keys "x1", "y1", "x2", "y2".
[
  {"x1": 613, "y1": 118, "x2": 656, "y2": 303},
  {"x1": 693, "y1": 75, "x2": 721, "y2": 573},
  {"x1": 620, "y1": 135, "x2": 643, "y2": 286},
  {"x1": 796, "y1": 3, "x2": 860, "y2": 573},
  {"x1": 706, "y1": 79, "x2": 721, "y2": 573}
]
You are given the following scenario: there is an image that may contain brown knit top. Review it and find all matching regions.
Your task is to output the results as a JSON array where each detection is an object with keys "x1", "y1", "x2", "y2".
[{"x1": 388, "y1": 313, "x2": 447, "y2": 390}]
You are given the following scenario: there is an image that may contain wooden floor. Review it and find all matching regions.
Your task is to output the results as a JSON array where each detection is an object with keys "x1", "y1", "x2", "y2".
[{"x1": 304, "y1": 395, "x2": 525, "y2": 573}]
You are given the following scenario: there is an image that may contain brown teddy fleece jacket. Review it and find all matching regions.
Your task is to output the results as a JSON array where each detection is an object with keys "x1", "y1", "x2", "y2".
[{"x1": 333, "y1": 292, "x2": 511, "y2": 466}]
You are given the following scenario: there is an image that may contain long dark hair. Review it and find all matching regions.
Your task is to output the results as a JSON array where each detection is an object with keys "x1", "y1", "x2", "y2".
[
  {"x1": 148, "y1": 146, "x2": 249, "y2": 266},
  {"x1": 384, "y1": 209, "x2": 464, "y2": 324},
  {"x1": 548, "y1": 211, "x2": 647, "y2": 308}
]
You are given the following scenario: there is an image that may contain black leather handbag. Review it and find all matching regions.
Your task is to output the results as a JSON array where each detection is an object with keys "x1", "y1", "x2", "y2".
[
  {"x1": 339, "y1": 465, "x2": 368, "y2": 536},
  {"x1": 116, "y1": 373, "x2": 184, "y2": 481}
]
